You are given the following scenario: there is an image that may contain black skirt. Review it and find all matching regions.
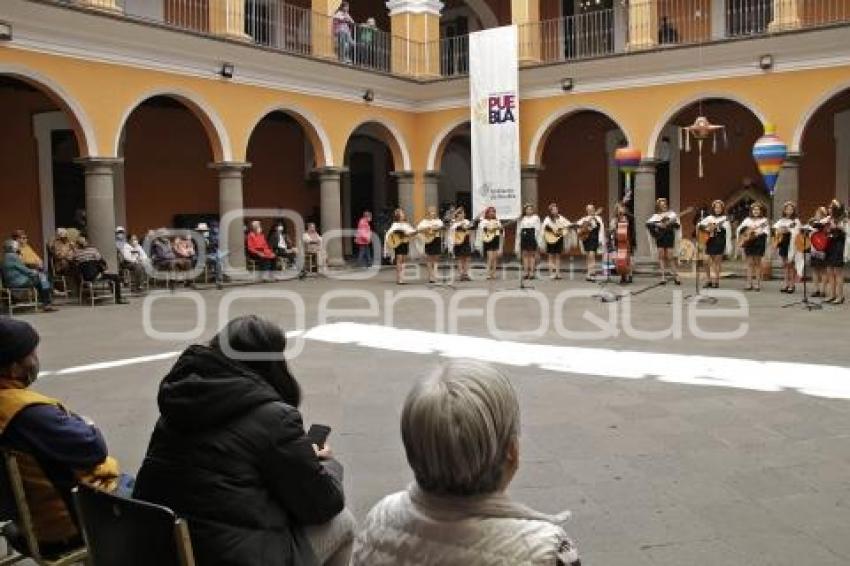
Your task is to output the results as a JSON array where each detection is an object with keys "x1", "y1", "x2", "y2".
[
  {"x1": 424, "y1": 237, "x2": 442, "y2": 256},
  {"x1": 454, "y1": 238, "x2": 472, "y2": 257},
  {"x1": 582, "y1": 226, "x2": 600, "y2": 253},
  {"x1": 744, "y1": 234, "x2": 767, "y2": 258},
  {"x1": 483, "y1": 236, "x2": 501, "y2": 252},
  {"x1": 546, "y1": 239, "x2": 565, "y2": 255},
  {"x1": 520, "y1": 228, "x2": 538, "y2": 252},
  {"x1": 654, "y1": 227, "x2": 676, "y2": 249},
  {"x1": 826, "y1": 232, "x2": 846, "y2": 267},
  {"x1": 395, "y1": 242, "x2": 410, "y2": 257},
  {"x1": 777, "y1": 233, "x2": 791, "y2": 259},
  {"x1": 705, "y1": 229, "x2": 727, "y2": 257}
]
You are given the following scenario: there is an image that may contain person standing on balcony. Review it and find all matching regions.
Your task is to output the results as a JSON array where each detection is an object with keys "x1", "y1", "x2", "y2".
[
  {"x1": 333, "y1": 2, "x2": 355, "y2": 64},
  {"x1": 358, "y1": 17, "x2": 378, "y2": 67},
  {"x1": 658, "y1": 16, "x2": 679, "y2": 45}
]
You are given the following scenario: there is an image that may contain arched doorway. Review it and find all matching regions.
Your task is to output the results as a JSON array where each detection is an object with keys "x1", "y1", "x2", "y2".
[
  {"x1": 244, "y1": 110, "x2": 325, "y2": 232},
  {"x1": 652, "y1": 98, "x2": 765, "y2": 234},
  {"x1": 0, "y1": 74, "x2": 91, "y2": 251},
  {"x1": 118, "y1": 95, "x2": 221, "y2": 237},
  {"x1": 537, "y1": 110, "x2": 628, "y2": 222},
  {"x1": 343, "y1": 121, "x2": 408, "y2": 255},
  {"x1": 799, "y1": 88, "x2": 850, "y2": 217},
  {"x1": 431, "y1": 121, "x2": 472, "y2": 216}
]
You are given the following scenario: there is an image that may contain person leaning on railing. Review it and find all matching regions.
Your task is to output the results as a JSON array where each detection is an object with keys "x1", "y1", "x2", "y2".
[{"x1": 332, "y1": 1, "x2": 355, "y2": 63}]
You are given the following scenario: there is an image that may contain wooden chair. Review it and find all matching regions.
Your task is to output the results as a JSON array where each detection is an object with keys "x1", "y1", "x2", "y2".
[
  {"x1": 73, "y1": 483, "x2": 195, "y2": 566},
  {"x1": 0, "y1": 453, "x2": 87, "y2": 566}
]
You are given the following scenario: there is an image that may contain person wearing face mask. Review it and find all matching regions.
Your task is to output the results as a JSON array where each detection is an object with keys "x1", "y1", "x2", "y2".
[
  {"x1": 116, "y1": 227, "x2": 146, "y2": 293},
  {"x1": 0, "y1": 318, "x2": 130, "y2": 559}
]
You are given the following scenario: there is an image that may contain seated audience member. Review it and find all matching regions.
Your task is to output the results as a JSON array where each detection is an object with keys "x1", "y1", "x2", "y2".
[
  {"x1": 49, "y1": 228, "x2": 76, "y2": 275},
  {"x1": 73, "y1": 237, "x2": 127, "y2": 304},
  {"x1": 133, "y1": 316, "x2": 355, "y2": 566},
  {"x1": 246, "y1": 220, "x2": 276, "y2": 273},
  {"x1": 150, "y1": 229, "x2": 178, "y2": 271},
  {"x1": 116, "y1": 227, "x2": 146, "y2": 293},
  {"x1": 1, "y1": 240, "x2": 56, "y2": 312},
  {"x1": 196, "y1": 223, "x2": 224, "y2": 286},
  {"x1": 172, "y1": 233, "x2": 196, "y2": 270},
  {"x1": 0, "y1": 318, "x2": 129, "y2": 557},
  {"x1": 268, "y1": 222, "x2": 296, "y2": 267},
  {"x1": 12, "y1": 231, "x2": 43, "y2": 271},
  {"x1": 352, "y1": 360, "x2": 581, "y2": 566},
  {"x1": 301, "y1": 223, "x2": 323, "y2": 276}
]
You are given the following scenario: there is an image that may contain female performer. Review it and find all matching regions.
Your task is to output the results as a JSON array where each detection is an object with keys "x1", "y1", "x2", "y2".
[
  {"x1": 824, "y1": 199, "x2": 848, "y2": 304},
  {"x1": 697, "y1": 200, "x2": 732, "y2": 289},
  {"x1": 448, "y1": 207, "x2": 473, "y2": 281},
  {"x1": 646, "y1": 198, "x2": 681, "y2": 285},
  {"x1": 384, "y1": 208, "x2": 417, "y2": 285},
  {"x1": 610, "y1": 202, "x2": 634, "y2": 284},
  {"x1": 515, "y1": 204, "x2": 542, "y2": 280},
  {"x1": 541, "y1": 203, "x2": 572, "y2": 280},
  {"x1": 475, "y1": 206, "x2": 503, "y2": 280},
  {"x1": 417, "y1": 207, "x2": 444, "y2": 284},
  {"x1": 773, "y1": 201, "x2": 801, "y2": 294},
  {"x1": 576, "y1": 204, "x2": 606, "y2": 281},
  {"x1": 737, "y1": 202, "x2": 770, "y2": 291},
  {"x1": 808, "y1": 206, "x2": 830, "y2": 298}
]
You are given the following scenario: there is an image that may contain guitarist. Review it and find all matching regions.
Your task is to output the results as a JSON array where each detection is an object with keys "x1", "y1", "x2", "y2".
[
  {"x1": 384, "y1": 208, "x2": 417, "y2": 285},
  {"x1": 646, "y1": 198, "x2": 681, "y2": 285},
  {"x1": 417, "y1": 207, "x2": 444, "y2": 284},
  {"x1": 576, "y1": 204, "x2": 606, "y2": 282},
  {"x1": 515, "y1": 204, "x2": 542, "y2": 280},
  {"x1": 475, "y1": 206, "x2": 502, "y2": 280},
  {"x1": 448, "y1": 207, "x2": 473, "y2": 281},
  {"x1": 611, "y1": 201, "x2": 634, "y2": 284},
  {"x1": 696, "y1": 199, "x2": 732, "y2": 289},
  {"x1": 541, "y1": 203, "x2": 571, "y2": 280},
  {"x1": 736, "y1": 202, "x2": 770, "y2": 291},
  {"x1": 772, "y1": 201, "x2": 800, "y2": 294}
]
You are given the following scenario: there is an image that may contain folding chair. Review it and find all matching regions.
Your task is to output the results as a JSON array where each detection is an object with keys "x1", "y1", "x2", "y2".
[
  {"x1": 73, "y1": 483, "x2": 195, "y2": 566},
  {"x1": 46, "y1": 252, "x2": 69, "y2": 300},
  {"x1": 0, "y1": 452, "x2": 87, "y2": 566},
  {"x1": 0, "y1": 278, "x2": 39, "y2": 316}
]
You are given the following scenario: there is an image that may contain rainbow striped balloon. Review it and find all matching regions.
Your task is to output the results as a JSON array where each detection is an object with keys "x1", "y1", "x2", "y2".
[
  {"x1": 614, "y1": 147, "x2": 642, "y2": 173},
  {"x1": 752, "y1": 125, "x2": 787, "y2": 195}
]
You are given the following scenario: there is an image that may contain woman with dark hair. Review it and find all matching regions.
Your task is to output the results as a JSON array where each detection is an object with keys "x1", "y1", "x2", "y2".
[
  {"x1": 133, "y1": 316, "x2": 355, "y2": 566},
  {"x1": 824, "y1": 199, "x2": 848, "y2": 304}
]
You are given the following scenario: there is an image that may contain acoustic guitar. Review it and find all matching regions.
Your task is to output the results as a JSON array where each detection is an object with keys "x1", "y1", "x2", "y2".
[
  {"x1": 576, "y1": 208, "x2": 603, "y2": 240},
  {"x1": 419, "y1": 227, "x2": 442, "y2": 245},
  {"x1": 452, "y1": 225, "x2": 471, "y2": 246},
  {"x1": 386, "y1": 229, "x2": 417, "y2": 250},
  {"x1": 543, "y1": 225, "x2": 569, "y2": 245},
  {"x1": 481, "y1": 223, "x2": 502, "y2": 244}
]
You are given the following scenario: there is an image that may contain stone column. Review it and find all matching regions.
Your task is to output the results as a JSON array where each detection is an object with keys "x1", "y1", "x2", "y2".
[
  {"x1": 711, "y1": 0, "x2": 726, "y2": 40},
  {"x1": 75, "y1": 0, "x2": 122, "y2": 12},
  {"x1": 423, "y1": 170, "x2": 440, "y2": 211},
  {"x1": 769, "y1": 0, "x2": 803, "y2": 32},
  {"x1": 835, "y1": 110, "x2": 850, "y2": 206},
  {"x1": 209, "y1": 0, "x2": 251, "y2": 42},
  {"x1": 317, "y1": 167, "x2": 345, "y2": 266},
  {"x1": 772, "y1": 153, "x2": 800, "y2": 213},
  {"x1": 613, "y1": 1, "x2": 628, "y2": 53},
  {"x1": 634, "y1": 160, "x2": 657, "y2": 260},
  {"x1": 392, "y1": 170, "x2": 416, "y2": 219},
  {"x1": 387, "y1": 0, "x2": 443, "y2": 78},
  {"x1": 521, "y1": 165, "x2": 541, "y2": 210},
  {"x1": 76, "y1": 158, "x2": 122, "y2": 273},
  {"x1": 628, "y1": 0, "x2": 658, "y2": 50},
  {"x1": 512, "y1": 0, "x2": 542, "y2": 65},
  {"x1": 312, "y1": 0, "x2": 339, "y2": 59},
  {"x1": 211, "y1": 162, "x2": 251, "y2": 270}
]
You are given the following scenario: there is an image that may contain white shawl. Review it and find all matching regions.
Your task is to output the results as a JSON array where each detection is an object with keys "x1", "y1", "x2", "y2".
[
  {"x1": 576, "y1": 215, "x2": 606, "y2": 254},
  {"x1": 773, "y1": 217, "x2": 803, "y2": 274},
  {"x1": 514, "y1": 214, "x2": 542, "y2": 255},
  {"x1": 474, "y1": 218, "x2": 504, "y2": 254},
  {"x1": 697, "y1": 214, "x2": 733, "y2": 257},
  {"x1": 415, "y1": 218, "x2": 444, "y2": 256},
  {"x1": 541, "y1": 215, "x2": 575, "y2": 253},
  {"x1": 446, "y1": 219, "x2": 472, "y2": 255},
  {"x1": 735, "y1": 217, "x2": 769, "y2": 259},
  {"x1": 646, "y1": 211, "x2": 682, "y2": 257},
  {"x1": 383, "y1": 221, "x2": 418, "y2": 260}
]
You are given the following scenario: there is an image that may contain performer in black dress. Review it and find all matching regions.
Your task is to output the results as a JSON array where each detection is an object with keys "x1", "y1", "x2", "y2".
[
  {"x1": 577, "y1": 204, "x2": 605, "y2": 282},
  {"x1": 646, "y1": 198, "x2": 681, "y2": 285},
  {"x1": 417, "y1": 207, "x2": 444, "y2": 284},
  {"x1": 541, "y1": 203, "x2": 571, "y2": 280},
  {"x1": 449, "y1": 207, "x2": 473, "y2": 281},
  {"x1": 808, "y1": 206, "x2": 829, "y2": 298},
  {"x1": 697, "y1": 200, "x2": 732, "y2": 288},
  {"x1": 772, "y1": 201, "x2": 800, "y2": 294},
  {"x1": 736, "y1": 202, "x2": 770, "y2": 291},
  {"x1": 515, "y1": 204, "x2": 541, "y2": 280},
  {"x1": 824, "y1": 199, "x2": 848, "y2": 304},
  {"x1": 476, "y1": 206, "x2": 502, "y2": 280},
  {"x1": 384, "y1": 208, "x2": 417, "y2": 285}
]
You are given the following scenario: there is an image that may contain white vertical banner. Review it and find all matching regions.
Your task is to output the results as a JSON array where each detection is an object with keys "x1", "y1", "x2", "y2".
[{"x1": 470, "y1": 25, "x2": 521, "y2": 219}]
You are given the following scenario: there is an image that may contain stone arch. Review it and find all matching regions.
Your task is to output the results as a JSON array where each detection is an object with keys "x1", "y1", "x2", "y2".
[
  {"x1": 792, "y1": 81, "x2": 850, "y2": 153},
  {"x1": 343, "y1": 117, "x2": 411, "y2": 171},
  {"x1": 427, "y1": 118, "x2": 471, "y2": 171},
  {"x1": 528, "y1": 105, "x2": 633, "y2": 166},
  {"x1": 245, "y1": 103, "x2": 333, "y2": 167}
]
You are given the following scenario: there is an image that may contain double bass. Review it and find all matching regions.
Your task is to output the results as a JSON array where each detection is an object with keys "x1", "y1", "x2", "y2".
[{"x1": 614, "y1": 200, "x2": 632, "y2": 281}]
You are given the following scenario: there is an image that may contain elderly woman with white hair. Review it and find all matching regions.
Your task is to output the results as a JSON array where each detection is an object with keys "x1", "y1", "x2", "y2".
[{"x1": 352, "y1": 360, "x2": 581, "y2": 565}]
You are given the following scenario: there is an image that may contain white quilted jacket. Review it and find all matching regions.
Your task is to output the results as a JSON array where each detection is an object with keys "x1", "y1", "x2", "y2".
[{"x1": 351, "y1": 488, "x2": 581, "y2": 566}]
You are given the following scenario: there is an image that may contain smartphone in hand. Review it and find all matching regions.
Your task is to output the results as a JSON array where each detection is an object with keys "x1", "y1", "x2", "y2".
[{"x1": 307, "y1": 424, "x2": 332, "y2": 449}]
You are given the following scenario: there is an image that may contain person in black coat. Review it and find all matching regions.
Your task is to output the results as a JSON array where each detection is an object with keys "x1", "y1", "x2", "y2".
[{"x1": 133, "y1": 316, "x2": 355, "y2": 566}]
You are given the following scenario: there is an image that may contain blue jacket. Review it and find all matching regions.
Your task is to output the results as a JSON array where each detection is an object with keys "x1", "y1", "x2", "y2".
[{"x1": 1, "y1": 253, "x2": 37, "y2": 289}]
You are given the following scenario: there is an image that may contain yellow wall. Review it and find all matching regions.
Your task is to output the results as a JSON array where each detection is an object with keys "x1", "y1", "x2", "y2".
[{"x1": 3, "y1": 44, "x2": 850, "y2": 224}]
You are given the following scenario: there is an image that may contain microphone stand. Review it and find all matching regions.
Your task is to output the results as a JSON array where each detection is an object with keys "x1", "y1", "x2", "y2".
[
  {"x1": 782, "y1": 234, "x2": 821, "y2": 311},
  {"x1": 684, "y1": 212, "x2": 717, "y2": 305}
]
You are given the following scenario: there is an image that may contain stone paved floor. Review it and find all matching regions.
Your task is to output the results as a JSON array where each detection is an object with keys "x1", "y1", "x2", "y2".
[{"x1": 12, "y1": 268, "x2": 850, "y2": 565}]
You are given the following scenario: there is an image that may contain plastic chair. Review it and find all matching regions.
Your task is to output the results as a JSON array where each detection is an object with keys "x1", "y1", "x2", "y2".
[{"x1": 72, "y1": 483, "x2": 195, "y2": 566}]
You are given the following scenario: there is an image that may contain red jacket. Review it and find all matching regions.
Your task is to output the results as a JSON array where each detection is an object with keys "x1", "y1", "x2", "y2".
[{"x1": 246, "y1": 232, "x2": 275, "y2": 259}]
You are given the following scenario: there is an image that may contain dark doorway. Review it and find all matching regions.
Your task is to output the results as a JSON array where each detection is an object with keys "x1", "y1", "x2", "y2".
[{"x1": 51, "y1": 130, "x2": 85, "y2": 231}]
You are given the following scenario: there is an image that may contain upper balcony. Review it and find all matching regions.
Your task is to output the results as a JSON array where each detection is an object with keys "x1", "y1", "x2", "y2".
[{"x1": 19, "y1": 0, "x2": 850, "y2": 81}]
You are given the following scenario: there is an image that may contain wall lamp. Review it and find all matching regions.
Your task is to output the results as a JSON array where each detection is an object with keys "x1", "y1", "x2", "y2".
[
  {"x1": 758, "y1": 54, "x2": 774, "y2": 71},
  {"x1": 220, "y1": 62, "x2": 235, "y2": 79},
  {"x1": 560, "y1": 77, "x2": 574, "y2": 92},
  {"x1": 0, "y1": 21, "x2": 12, "y2": 42},
  {"x1": 363, "y1": 89, "x2": 375, "y2": 103}
]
